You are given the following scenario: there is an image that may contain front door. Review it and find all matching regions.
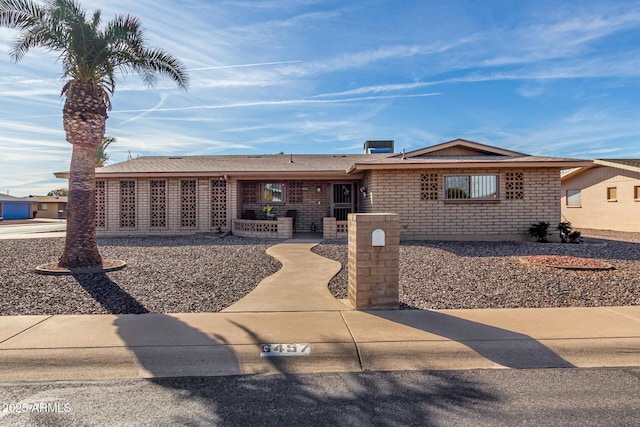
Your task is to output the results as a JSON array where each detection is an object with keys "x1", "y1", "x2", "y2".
[{"x1": 331, "y1": 183, "x2": 354, "y2": 220}]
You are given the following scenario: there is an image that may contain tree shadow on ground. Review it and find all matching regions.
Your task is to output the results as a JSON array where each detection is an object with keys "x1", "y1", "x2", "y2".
[
  {"x1": 367, "y1": 310, "x2": 575, "y2": 369},
  {"x1": 139, "y1": 320, "x2": 499, "y2": 425},
  {"x1": 72, "y1": 273, "x2": 149, "y2": 314}
]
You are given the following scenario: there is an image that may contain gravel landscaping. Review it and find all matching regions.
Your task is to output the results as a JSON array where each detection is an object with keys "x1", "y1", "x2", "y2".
[
  {"x1": 1, "y1": 229, "x2": 638, "y2": 315},
  {"x1": 313, "y1": 230, "x2": 640, "y2": 310},
  {"x1": 0, "y1": 235, "x2": 280, "y2": 315}
]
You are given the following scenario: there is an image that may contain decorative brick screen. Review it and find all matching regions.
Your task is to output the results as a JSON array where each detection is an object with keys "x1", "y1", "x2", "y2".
[
  {"x1": 95, "y1": 180, "x2": 106, "y2": 228},
  {"x1": 181, "y1": 180, "x2": 197, "y2": 228},
  {"x1": 420, "y1": 173, "x2": 439, "y2": 200},
  {"x1": 150, "y1": 180, "x2": 166, "y2": 228},
  {"x1": 505, "y1": 172, "x2": 524, "y2": 200},
  {"x1": 287, "y1": 181, "x2": 304, "y2": 204},
  {"x1": 120, "y1": 180, "x2": 136, "y2": 228},
  {"x1": 243, "y1": 182, "x2": 258, "y2": 204},
  {"x1": 211, "y1": 179, "x2": 227, "y2": 228},
  {"x1": 234, "y1": 221, "x2": 277, "y2": 234}
]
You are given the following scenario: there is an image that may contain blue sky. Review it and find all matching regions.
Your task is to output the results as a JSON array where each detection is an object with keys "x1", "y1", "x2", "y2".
[{"x1": 1, "y1": 0, "x2": 639, "y2": 196}]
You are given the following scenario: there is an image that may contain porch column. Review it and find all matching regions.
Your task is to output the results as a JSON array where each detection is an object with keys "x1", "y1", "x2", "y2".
[{"x1": 323, "y1": 217, "x2": 337, "y2": 239}]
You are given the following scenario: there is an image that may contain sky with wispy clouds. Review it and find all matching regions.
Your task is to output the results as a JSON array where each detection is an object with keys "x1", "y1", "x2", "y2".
[{"x1": 1, "y1": 0, "x2": 639, "y2": 196}]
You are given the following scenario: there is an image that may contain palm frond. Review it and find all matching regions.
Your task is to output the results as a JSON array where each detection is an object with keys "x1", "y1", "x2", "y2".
[{"x1": 2, "y1": 0, "x2": 189, "y2": 93}]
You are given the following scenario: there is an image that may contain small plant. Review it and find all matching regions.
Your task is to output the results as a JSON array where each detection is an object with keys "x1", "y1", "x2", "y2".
[
  {"x1": 557, "y1": 222, "x2": 582, "y2": 244},
  {"x1": 529, "y1": 221, "x2": 550, "y2": 242}
]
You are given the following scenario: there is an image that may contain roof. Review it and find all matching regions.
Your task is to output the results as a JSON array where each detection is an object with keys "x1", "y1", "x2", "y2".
[
  {"x1": 0, "y1": 193, "x2": 33, "y2": 203},
  {"x1": 54, "y1": 139, "x2": 592, "y2": 179},
  {"x1": 561, "y1": 158, "x2": 640, "y2": 181},
  {"x1": 347, "y1": 139, "x2": 591, "y2": 172},
  {"x1": 57, "y1": 153, "x2": 381, "y2": 179},
  {"x1": 21, "y1": 195, "x2": 68, "y2": 203}
]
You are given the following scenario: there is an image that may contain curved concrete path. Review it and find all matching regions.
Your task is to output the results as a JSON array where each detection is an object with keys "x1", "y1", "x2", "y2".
[{"x1": 223, "y1": 242, "x2": 350, "y2": 312}]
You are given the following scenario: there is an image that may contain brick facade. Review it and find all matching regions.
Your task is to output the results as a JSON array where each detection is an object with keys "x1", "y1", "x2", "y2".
[
  {"x1": 561, "y1": 166, "x2": 640, "y2": 232},
  {"x1": 361, "y1": 168, "x2": 561, "y2": 240}
]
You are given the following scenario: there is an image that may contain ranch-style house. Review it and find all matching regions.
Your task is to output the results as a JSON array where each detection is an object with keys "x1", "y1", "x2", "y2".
[{"x1": 55, "y1": 139, "x2": 591, "y2": 241}]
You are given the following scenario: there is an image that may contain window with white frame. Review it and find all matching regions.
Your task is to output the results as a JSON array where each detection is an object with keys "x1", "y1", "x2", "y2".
[
  {"x1": 444, "y1": 174, "x2": 498, "y2": 200},
  {"x1": 261, "y1": 183, "x2": 284, "y2": 203},
  {"x1": 566, "y1": 189, "x2": 581, "y2": 206}
]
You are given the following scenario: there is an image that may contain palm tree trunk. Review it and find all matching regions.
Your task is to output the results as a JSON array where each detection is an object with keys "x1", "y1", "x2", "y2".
[
  {"x1": 59, "y1": 143, "x2": 102, "y2": 268},
  {"x1": 58, "y1": 81, "x2": 106, "y2": 268}
]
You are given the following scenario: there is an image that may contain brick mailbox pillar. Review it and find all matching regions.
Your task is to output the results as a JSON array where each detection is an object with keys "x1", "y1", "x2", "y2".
[{"x1": 348, "y1": 213, "x2": 400, "y2": 310}]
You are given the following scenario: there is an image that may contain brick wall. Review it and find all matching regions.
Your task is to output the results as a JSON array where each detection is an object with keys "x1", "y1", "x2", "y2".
[
  {"x1": 97, "y1": 177, "x2": 230, "y2": 236},
  {"x1": 365, "y1": 168, "x2": 561, "y2": 240},
  {"x1": 348, "y1": 213, "x2": 400, "y2": 310}
]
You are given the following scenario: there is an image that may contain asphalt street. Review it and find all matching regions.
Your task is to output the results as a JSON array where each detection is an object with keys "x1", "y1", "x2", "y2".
[{"x1": 1, "y1": 368, "x2": 640, "y2": 426}]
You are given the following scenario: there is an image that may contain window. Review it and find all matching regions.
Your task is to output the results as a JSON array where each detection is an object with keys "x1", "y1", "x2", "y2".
[
  {"x1": 261, "y1": 183, "x2": 284, "y2": 203},
  {"x1": 566, "y1": 189, "x2": 581, "y2": 206},
  {"x1": 635, "y1": 186, "x2": 640, "y2": 200},
  {"x1": 444, "y1": 175, "x2": 498, "y2": 200},
  {"x1": 607, "y1": 187, "x2": 617, "y2": 201},
  {"x1": 37, "y1": 203, "x2": 47, "y2": 211}
]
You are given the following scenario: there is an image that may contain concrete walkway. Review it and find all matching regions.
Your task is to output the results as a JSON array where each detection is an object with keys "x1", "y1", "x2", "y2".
[
  {"x1": 1, "y1": 240, "x2": 639, "y2": 382},
  {"x1": 223, "y1": 242, "x2": 349, "y2": 312}
]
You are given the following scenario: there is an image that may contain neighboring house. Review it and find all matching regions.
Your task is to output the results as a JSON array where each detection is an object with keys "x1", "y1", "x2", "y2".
[
  {"x1": 21, "y1": 195, "x2": 68, "y2": 219},
  {"x1": 0, "y1": 193, "x2": 35, "y2": 220},
  {"x1": 561, "y1": 159, "x2": 640, "y2": 233},
  {"x1": 55, "y1": 139, "x2": 590, "y2": 240}
]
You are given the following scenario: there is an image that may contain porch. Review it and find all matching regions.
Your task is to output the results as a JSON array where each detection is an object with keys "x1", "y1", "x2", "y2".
[{"x1": 232, "y1": 179, "x2": 359, "y2": 239}]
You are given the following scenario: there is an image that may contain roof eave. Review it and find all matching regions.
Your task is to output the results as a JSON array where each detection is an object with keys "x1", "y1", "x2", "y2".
[
  {"x1": 56, "y1": 170, "x2": 365, "y2": 180},
  {"x1": 349, "y1": 160, "x2": 593, "y2": 172},
  {"x1": 594, "y1": 159, "x2": 640, "y2": 173}
]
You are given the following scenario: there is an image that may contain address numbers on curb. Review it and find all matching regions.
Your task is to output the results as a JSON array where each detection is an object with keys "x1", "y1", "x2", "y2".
[{"x1": 260, "y1": 343, "x2": 311, "y2": 357}]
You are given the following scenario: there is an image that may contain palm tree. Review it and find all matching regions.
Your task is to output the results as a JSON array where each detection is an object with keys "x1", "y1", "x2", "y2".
[
  {"x1": 1, "y1": 0, "x2": 188, "y2": 268},
  {"x1": 96, "y1": 136, "x2": 115, "y2": 167}
]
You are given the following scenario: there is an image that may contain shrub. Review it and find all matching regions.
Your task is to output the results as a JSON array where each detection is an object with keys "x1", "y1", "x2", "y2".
[
  {"x1": 529, "y1": 221, "x2": 550, "y2": 242},
  {"x1": 557, "y1": 222, "x2": 582, "y2": 244}
]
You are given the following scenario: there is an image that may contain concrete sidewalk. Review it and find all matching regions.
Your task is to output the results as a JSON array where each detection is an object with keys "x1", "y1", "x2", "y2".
[
  {"x1": 1, "y1": 241, "x2": 639, "y2": 382},
  {"x1": 2, "y1": 306, "x2": 639, "y2": 382}
]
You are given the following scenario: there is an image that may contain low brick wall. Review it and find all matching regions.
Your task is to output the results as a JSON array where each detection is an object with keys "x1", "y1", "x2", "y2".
[{"x1": 232, "y1": 217, "x2": 293, "y2": 239}]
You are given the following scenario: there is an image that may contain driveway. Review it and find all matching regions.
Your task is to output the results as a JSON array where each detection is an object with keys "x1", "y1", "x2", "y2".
[{"x1": 0, "y1": 219, "x2": 66, "y2": 239}]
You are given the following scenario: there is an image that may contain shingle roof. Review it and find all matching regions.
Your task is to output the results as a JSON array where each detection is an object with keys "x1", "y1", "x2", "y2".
[
  {"x1": 347, "y1": 154, "x2": 592, "y2": 172},
  {"x1": 53, "y1": 140, "x2": 593, "y2": 178},
  {"x1": 87, "y1": 153, "x2": 379, "y2": 177},
  {"x1": 0, "y1": 193, "x2": 24, "y2": 201},
  {"x1": 21, "y1": 195, "x2": 68, "y2": 203},
  {"x1": 596, "y1": 159, "x2": 640, "y2": 169}
]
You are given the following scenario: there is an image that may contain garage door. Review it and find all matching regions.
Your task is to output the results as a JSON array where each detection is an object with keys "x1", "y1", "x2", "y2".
[{"x1": 2, "y1": 203, "x2": 31, "y2": 219}]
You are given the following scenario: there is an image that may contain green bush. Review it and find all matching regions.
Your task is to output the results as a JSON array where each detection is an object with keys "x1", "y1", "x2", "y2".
[
  {"x1": 557, "y1": 222, "x2": 582, "y2": 244},
  {"x1": 528, "y1": 221, "x2": 550, "y2": 242}
]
